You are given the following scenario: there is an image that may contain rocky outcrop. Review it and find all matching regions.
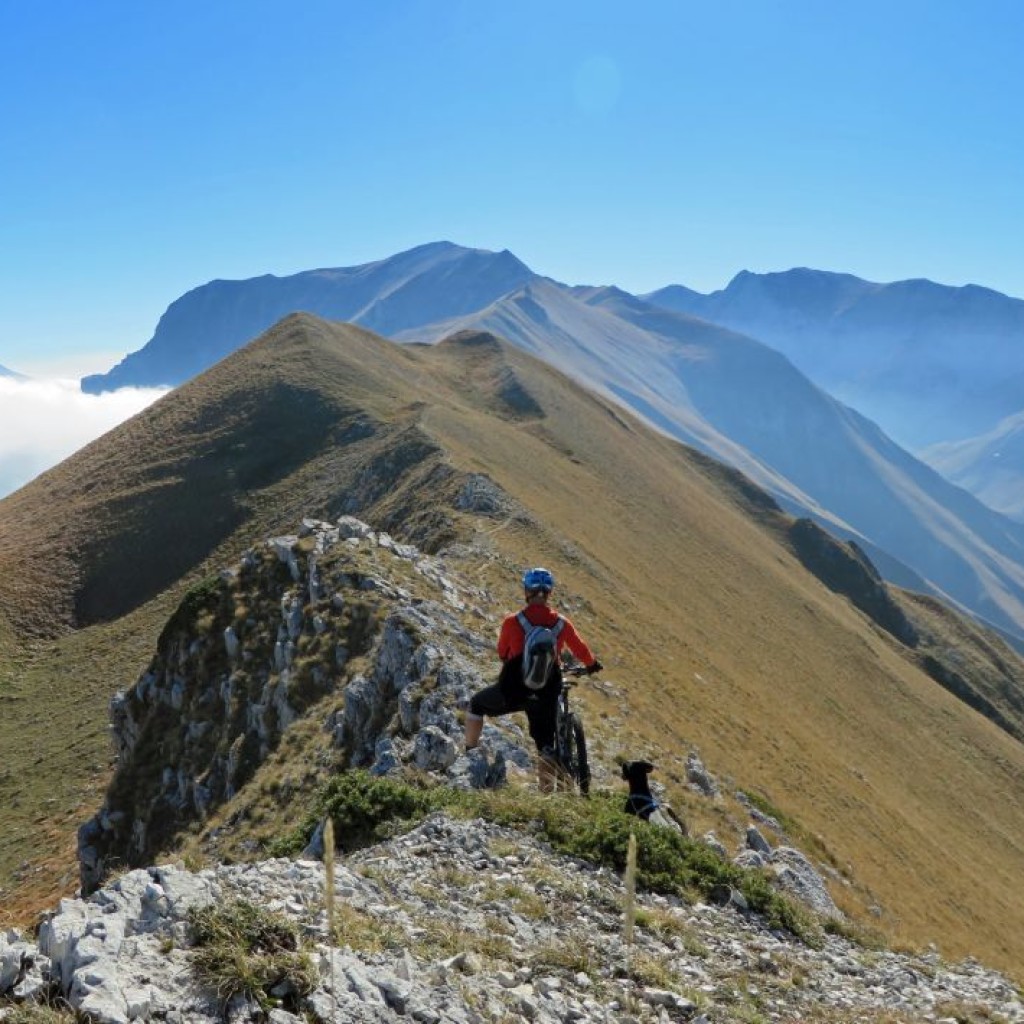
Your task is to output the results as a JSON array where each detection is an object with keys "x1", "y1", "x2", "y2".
[
  {"x1": 79, "y1": 517, "x2": 508, "y2": 894},
  {"x1": 7, "y1": 815, "x2": 1023, "y2": 1023},
  {"x1": 788, "y1": 518, "x2": 918, "y2": 646},
  {"x1": 733, "y1": 825, "x2": 841, "y2": 921},
  {"x1": 454, "y1": 472, "x2": 529, "y2": 520},
  {"x1": 77, "y1": 511, "x2": 863, "y2": 932},
  {"x1": 70, "y1": 506, "x2": 980, "y2": 999},
  {"x1": 685, "y1": 751, "x2": 720, "y2": 798}
]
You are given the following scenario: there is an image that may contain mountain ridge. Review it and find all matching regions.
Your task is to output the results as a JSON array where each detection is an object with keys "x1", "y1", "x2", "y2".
[
  {"x1": 80, "y1": 243, "x2": 534, "y2": 393},
  {"x1": 399, "y1": 269, "x2": 1024, "y2": 646},
  {"x1": 925, "y1": 411, "x2": 1024, "y2": 521},
  {"x1": 5, "y1": 314, "x2": 1024, "y2": 976},
  {"x1": 645, "y1": 266, "x2": 1024, "y2": 447},
  {"x1": 69, "y1": 243, "x2": 1024, "y2": 647}
]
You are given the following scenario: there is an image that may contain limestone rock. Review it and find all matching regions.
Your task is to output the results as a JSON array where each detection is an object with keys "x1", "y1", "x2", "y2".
[
  {"x1": 686, "y1": 751, "x2": 719, "y2": 797},
  {"x1": 413, "y1": 726, "x2": 458, "y2": 771}
]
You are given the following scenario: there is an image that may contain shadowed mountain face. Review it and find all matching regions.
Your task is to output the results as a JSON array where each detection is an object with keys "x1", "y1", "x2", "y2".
[
  {"x1": 2, "y1": 316, "x2": 461, "y2": 637},
  {"x1": 0, "y1": 362, "x2": 25, "y2": 378},
  {"x1": 644, "y1": 268, "x2": 1024, "y2": 449},
  {"x1": 7, "y1": 315, "x2": 1024, "y2": 974},
  {"x1": 74, "y1": 243, "x2": 1024, "y2": 642}
]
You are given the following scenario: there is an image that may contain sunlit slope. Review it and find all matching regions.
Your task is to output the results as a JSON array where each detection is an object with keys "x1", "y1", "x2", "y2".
[
  {"x1": 0, "y1": 314, "x2": 461, "y2": 917},
  {"x1": 404, "y1": 280, "x2": 1024, "y2": 645},
  {"x1": 0, "y1": 314, "x2": 1023, "y2": 973},
  {"x1": 417, "y1": 331, "x2": 1024, "y2": 971}
]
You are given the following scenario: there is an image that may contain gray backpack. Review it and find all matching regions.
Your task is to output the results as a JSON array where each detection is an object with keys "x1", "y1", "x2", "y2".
[{"x1": 517, "y1": 612, "x2": 566, "y2": 690}]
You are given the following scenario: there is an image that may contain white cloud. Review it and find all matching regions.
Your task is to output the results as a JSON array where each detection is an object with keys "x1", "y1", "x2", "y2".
[
  {"x1": 14, "y1": 350, "x2": 130, "y2": 380},
  {"x1": 0, "y1": 377, "x2": 170, "y2": 499}
]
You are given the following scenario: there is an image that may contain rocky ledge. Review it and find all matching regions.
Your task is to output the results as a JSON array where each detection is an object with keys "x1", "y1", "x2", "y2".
[{"x1": 2, "y1": 814, "x2": 1021, "y2": 1024}]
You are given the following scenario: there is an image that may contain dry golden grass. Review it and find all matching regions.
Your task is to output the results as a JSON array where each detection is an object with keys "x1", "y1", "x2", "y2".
[{"x1": 1, "y1": 315, "x2": 1024, "y2": 979}]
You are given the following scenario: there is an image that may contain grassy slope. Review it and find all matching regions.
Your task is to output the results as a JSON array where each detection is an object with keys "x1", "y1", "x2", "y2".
[
  {"x1": 416, "y1": 334, "x2": 1024, "y2": 971},
  {"x1": 1, "y1": 316, "x2": 1023, "y2": 975},
  {"x1": 0, "y1": 314, "x2": 439, "y2": 920}
]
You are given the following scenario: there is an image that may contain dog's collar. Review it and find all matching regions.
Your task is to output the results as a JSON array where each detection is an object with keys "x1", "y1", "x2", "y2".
[{"x1": 626, "y1": 794, "x2": 660, "y2": 815}]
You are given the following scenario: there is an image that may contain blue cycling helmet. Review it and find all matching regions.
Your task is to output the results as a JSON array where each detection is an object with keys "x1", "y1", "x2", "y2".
[{"x1": 522, "y1": 567, "x2": 555, "y2": 592}]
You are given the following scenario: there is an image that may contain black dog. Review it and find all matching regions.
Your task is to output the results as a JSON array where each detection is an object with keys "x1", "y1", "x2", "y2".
[{"x1": 621, "y1": 760, "x2": 686, "y2": 834}]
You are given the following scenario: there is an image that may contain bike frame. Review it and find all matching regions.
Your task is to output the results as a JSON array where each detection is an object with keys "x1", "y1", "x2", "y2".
[{"x1": 554, "y1": 672, "x2": 590, "y2": 795}]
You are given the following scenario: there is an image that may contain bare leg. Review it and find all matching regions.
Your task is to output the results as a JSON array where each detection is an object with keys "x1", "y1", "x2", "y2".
[{"x1": 465, "y1": 713, "x2": 484, "y2": 750}]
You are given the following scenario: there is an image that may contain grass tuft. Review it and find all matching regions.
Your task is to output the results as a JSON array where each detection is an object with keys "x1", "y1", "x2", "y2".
[
  {"x1": 188, "y1": 898, "x2": 317, "y2": 1010},
  {"x1": 0, "y1": 1006, "x2": 77, "y2": 1024}
]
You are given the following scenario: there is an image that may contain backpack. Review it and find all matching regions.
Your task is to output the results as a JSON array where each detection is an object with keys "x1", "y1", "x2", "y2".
[{"x1": 517, "y1": 612, "x2": 566, "y2": 690}]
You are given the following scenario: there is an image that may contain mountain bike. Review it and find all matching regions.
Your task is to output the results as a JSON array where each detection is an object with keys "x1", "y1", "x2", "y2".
[{"x1": 554, "y1": 663, "x2": 591, "y2": 795}]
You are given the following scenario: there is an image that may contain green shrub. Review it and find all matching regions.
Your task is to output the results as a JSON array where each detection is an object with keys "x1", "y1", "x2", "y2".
[
  {"x1": 270, "y1": 770, "x2": 437, "y2": 857},
  {"x1": 270, "y1": 771, "x2": 818, "y2": 943}
]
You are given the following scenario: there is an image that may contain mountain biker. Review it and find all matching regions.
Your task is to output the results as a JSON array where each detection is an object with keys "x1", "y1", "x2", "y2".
[{"x1": 464, "y1": 567, "x2": 603, "y2": 791}]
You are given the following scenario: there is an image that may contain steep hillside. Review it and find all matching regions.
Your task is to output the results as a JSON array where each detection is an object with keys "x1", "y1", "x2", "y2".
[
  {"x1": 71, "y1": 243, "x2": 1024, "y2": 645},
  {"x1": 645, "y1": 269, "x2": 1024, "y2": 448},
  {"x1": 4, "y1": 315, "x2": 1024, "y2": 978},
  {"x1": 404, "y1": 280, "x2": 1024, "y2": 646},
  {"x1": 0, "y1": 315, "x2": 457, "y2": 639}
]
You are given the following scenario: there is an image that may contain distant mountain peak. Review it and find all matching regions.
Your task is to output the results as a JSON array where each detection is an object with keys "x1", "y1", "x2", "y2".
[
  {"x1": 81, "y1": 243, "x2": 537, "y2": 394},
  {"x1": 724, "y1": 266, "x2": 873, "y2": 292}
]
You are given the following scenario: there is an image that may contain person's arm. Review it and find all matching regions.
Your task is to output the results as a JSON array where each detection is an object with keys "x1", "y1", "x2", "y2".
[{"x1": 561, "y1": 619, "x2": 599, "y2": 669}]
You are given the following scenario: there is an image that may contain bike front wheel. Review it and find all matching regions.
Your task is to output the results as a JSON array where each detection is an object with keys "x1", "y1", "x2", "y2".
[{"x1": 567, "y1": 713, "x2": 590, "y2": 796}]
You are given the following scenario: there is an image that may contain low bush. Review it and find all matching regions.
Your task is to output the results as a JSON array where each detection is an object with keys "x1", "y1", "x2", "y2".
[{"x1": 272, "y1": 771, "x2": 819, "y2": 943}]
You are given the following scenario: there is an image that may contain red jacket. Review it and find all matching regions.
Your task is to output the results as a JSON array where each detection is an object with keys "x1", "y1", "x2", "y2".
[{"x1": 498, "y1": 604, "x2": 597, "y2": 667}]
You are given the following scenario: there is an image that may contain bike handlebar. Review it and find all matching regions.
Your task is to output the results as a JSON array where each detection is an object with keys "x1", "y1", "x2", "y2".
[{"x1": 562, "y1": 662, "x2": 599, "y2": 678}]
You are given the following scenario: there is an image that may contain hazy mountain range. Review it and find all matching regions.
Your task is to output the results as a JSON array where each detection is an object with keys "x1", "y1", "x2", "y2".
[
  {"x1": 78, "y1": 243, "x2": 1024, "y2": 645},
  {"x1": 645, "y1": 269, "x2": 1024, "y2": 450},
  {"x1": 81, "y1": 244, "x2": 535, "y2": 393}
]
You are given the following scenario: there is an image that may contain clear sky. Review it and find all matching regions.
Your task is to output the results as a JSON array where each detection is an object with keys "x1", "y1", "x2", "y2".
[{"x1": 2, "y1": 0, "x2": 1024, "y2": 375}]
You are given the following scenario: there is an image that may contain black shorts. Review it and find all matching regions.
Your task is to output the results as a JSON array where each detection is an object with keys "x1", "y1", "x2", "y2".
[{"x1": 469, "y1": 658, "x2": 562, "y2": 753}]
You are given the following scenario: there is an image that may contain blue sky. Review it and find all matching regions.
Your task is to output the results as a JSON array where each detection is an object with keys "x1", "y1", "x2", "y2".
[{"x1": 2, "y1": 0, "x2": 1024, "y2": 373}]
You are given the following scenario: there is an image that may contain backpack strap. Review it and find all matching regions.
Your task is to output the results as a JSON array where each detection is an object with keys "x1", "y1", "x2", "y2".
[{"x1": 517, "y1": 612, "x2": 566, "y2": 637}]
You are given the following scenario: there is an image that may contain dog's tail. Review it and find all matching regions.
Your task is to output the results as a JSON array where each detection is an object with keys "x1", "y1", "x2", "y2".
[{"x1": 650, "y1": 804, "x2": 687, "y2": 836}]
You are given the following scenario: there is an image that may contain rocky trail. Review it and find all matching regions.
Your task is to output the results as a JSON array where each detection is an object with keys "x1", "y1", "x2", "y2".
[{"x1": 3, "y1": 814, "x2": 1022, "y2": 1023}]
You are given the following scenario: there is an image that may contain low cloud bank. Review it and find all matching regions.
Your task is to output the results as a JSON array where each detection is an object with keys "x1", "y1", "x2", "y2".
[{"x1": 0, "y1": 378, "x2": 169, "y2": 498}]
